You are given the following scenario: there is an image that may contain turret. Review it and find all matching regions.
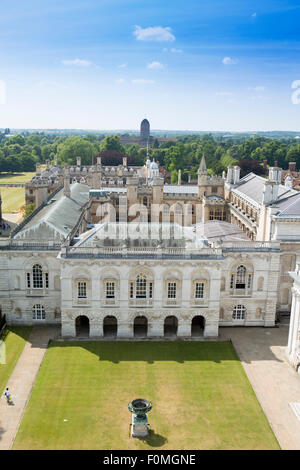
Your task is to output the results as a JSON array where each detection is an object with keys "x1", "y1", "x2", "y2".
[{"x1": 178, "y1": 169, "x2": 182, "y2": 185}]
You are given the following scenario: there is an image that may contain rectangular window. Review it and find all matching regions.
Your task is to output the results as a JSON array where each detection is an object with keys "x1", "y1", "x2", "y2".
[
  {"x1": 230, "y1": 275, "x2": 234, "y2": 289},
  {"x1": 77, "y1": 282, "x2": 87, "y2": 299},
  {"x1": 130, "y1": 282, "x2": 134, "y2": 299},
  {"x1": 45, "y1": 273, "x2": 49, "y2": 289},
  {"x1": 195, "y1": 282, "x2": 204, "y2": 299},
  {"x1": 247, "y1": 274, "x2": 252, "y2": 289},
  {"x1": 168, "y1": 282, "x2": 177, "y2": 299},
  {"x1": 106, "y1": 281, "x2": 115, "y2": 299},
  {"x1": 26, "y1": 273, "x2": 31, "y2": 288},
  {"x1": 149, "y1": 282, "x2": 153, "y2": 299}
]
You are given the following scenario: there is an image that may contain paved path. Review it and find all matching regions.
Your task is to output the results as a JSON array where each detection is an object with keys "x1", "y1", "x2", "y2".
[
  {"x1": 220, "y1": 325, "x2": 300, "y2": 450},
  {"x1": 0, "y1": 326, "x2": 59, "y2": 450}
]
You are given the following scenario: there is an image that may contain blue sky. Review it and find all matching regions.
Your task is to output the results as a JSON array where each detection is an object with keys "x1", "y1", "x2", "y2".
[{"x1": 1, "y1": 0, "x2": 300, "y2": 131}]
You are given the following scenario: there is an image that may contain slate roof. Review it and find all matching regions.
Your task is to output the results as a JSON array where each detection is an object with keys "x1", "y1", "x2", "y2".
[
  {"x1": 14, "y1": 183, "x2": 90, "y2": 240},
  {"x1": 233, "y1": 173, "x2": 298, "y2": 206}
]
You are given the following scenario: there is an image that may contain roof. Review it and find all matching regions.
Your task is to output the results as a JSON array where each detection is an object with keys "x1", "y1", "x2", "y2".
[
  {"x1": 14, "y1": 182, "x2": 89, "y2": 241},
  {"x1": 201, "y1": 220, "x2": 249, "y2": 241},
  {"x1": 163, "y1": 185, "x2": 198, "y2": 194},
  {"x1": 233, "y1": 173, "x2": 298, "y2": 207},
  {"x1": 272, "y1": 192, "x2": 300, "y2": 217}
]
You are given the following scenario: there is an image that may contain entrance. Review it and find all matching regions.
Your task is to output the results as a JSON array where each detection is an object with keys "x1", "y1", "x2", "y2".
[
  {"x1": 164, "y1": 316, "x2": 178, "y2": 337},
  {"x1": 75, "y1": 315, "x2": 90, "y2": 337},
  {"x1": 191, "y1": 315, "x2": 205, "y2": 337},
  {"x1": 134, "y1": 316, "x2": 148, "y2": 337},
  {"x1": 103, "y1": 315, "x2": 117, "y2": 337}
]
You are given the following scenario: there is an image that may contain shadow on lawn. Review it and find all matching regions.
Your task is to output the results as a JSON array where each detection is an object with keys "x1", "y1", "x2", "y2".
[
  {"x1": 49, "y1": 340, "x2": 246, "y2": 364},
  {"x1": 142, "y1": 429, "x2": 168, "y2": 447},
  {"x1": 49, "y1": 325, "x2": 289, "y2": 364}
]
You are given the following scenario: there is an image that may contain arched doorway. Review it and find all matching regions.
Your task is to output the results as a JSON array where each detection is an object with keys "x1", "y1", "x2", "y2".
[
  {"x1": 191, "y1": 315, "x2": 205, "y2": 337},
  {"x1": 75, "y1": 315, "x2": 90, "y2": 337},
  {"x1": 164, "y1": 316, "x2": 178, "y2": 337},
  {"x1": 134, "y1": 316, "x2": 148, "y2": 337},
  {"x1": 103, "y1": 315, "x2": 117, "y2": 337}
]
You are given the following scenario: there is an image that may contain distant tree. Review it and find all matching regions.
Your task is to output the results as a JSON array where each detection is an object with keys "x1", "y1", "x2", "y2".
[
  {"x1": 20, "y1": 202, "x2": 35, "y2": 220},
  {"x1": 57, "y1": 136, "x2": 98, "y2": 165},
  {"x1": 238, "y1": 159, "x2": 265, "y2": 178},
  {"x1": 99, "y1": 135, "x2": 125, "y2": 154}
]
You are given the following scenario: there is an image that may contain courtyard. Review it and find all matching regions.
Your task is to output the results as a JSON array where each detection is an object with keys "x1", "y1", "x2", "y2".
[{"x1": 12, "y1": 340, "x2": 279, "y2": 450}]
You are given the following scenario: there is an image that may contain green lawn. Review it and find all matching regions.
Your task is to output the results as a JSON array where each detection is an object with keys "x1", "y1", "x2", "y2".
[
  {"x1": 0, "y1": 327, "x2": 31, "y2": 394},
  {"x1": 0, "y1": 187, "x2": 25, "y2": 212},
  {"x1": 13, "y1": 341, "x2": 280, "y2": 450},
  {"x1": 0, "y1": 172, "x2": 37, "y2": 185}
]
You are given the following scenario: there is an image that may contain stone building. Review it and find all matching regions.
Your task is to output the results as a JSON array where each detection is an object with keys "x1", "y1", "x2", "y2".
[{"x1": 287, "y1": 260, "x2": 300, "y2": 371}]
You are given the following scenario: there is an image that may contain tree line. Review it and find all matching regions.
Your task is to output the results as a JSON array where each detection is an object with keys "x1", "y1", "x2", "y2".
[{"x1": 0, "y1": 130, "x2": 300, "y2": 178}]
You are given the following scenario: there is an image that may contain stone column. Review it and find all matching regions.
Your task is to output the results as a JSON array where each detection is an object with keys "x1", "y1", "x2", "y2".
[
  {"x1": 148, "y1": 320, "x2": 164, "y2": 337},
  {"x1": 204, "y1": 319, "x2": 218, "y2": 337},
  {"x1": 117, "y1": 320, "x2": 133, "y2": 338},
  {"x1": 177, "y1": 321, "x2": 191, "y2": 337},
  {"x1": 287, "y1": 288, "x2": 296, "y2": 355},
  {"x1": 90, "y1": 319, "x2": 103, "y2": 337}
]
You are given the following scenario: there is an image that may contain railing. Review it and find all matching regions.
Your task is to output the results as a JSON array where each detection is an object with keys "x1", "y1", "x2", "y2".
[{"x1": 61, "y1": 245, "x2": 223, "y2": 259}]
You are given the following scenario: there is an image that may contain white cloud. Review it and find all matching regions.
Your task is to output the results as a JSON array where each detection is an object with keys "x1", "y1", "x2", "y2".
[
  {"x1": 133, "y1": 25, "x2": 175, "y2": 42},
  {"x1": 248, "y1": 86, "x2": 265, "y2": 92},
  {"x1": 171, "y1": 48, "x2": 182, "y2": 53},
  {"x1": 118, "y1": 63, "x2": 127, "y2": 68},
  {"x1": 251, "y1": 12, "x2": 257, "y2": 18},
  {"x1": 61, "y1": 58, "x2": 92, "y2": 67},
  {"x1": 131, "y1": 79, "x2": 155, "y2": 85},
  {"x1": 0, "y1": 80, "x2": 6, "y2": 105},
  {"x1": 147, "y1": 61, "x2": 164, "y2": 70},
  {"x1": 115, "y1": 78, "x2": 126, "y2": 84},
  {"x1": 222, "y1": 57, "x2": 238, "y2": 65}
]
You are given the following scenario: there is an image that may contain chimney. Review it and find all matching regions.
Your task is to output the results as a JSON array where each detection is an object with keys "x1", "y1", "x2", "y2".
[
  {"x1": 226, "y1": 166, "x2": 234, "y2": 185},
  {"x1": 46, "y1": 160, "x2": 50, "y2": 170},
  {"x1": 178, "y1": 169, "x2": 182, "y2": 185},
  {"x1": 268, "y1": 167, "x2": 282, "y2": 184},
  {"x1": 64, "y1": 166, "x2": 70, "y2": 197},
  {"x1": 263, "y1": 160, "x2": 267, "y2": 170},
  {"x1": 188, "y1": 172, "x2": 191, "y2": 183},
  {"x1": 97, "y1": 156, "x2": 102, "y2": 166},
  {"x1": 289, "y1": 162, "x2": 296, "y2": 173},
  {"x1": 36, "y1": 163, "x2": 41, "y2": 176},
  {"x1": 233, "y1": 166, "x2": 240, "y2": 185},
  {"x1": 54, "y1": 156, "x2": 58, "y2": 166},
  {"x1": 76, "y1": 156, "x2": 81, "y2": 167},
  {"x1": 123, "y1": 156, "x2": 127, "y2": 167}
]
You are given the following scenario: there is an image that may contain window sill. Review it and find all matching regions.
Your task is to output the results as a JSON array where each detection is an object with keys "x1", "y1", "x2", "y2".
[{"x1": 26, "y1": 289, "x2": 48, "y2": 296}]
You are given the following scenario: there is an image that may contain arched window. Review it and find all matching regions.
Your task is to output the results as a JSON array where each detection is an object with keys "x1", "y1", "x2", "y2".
[
  {"x1": 136, "y1": 275, "x2": 147, "y2": 298},
  {"x1": 233, "y1": 305, "x2": 246, "y2": 320},
  {"x1": 33, "y1": 264, "x2": 43, "y2": 288},
  {"x1": 130, "y1": 274, "x2": 153, "y2": 299},
  {"x1": 236, "y1": 265, "x2": 246, "y2": 289},
  {"x1": 32, "y1": 304, "x2": 45, "y2": 320},
  {"x1": 26, "y1": 264, "x2": 48, "y2": 289}
]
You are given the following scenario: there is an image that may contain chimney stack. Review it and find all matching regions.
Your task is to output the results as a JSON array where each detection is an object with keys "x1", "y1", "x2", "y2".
[
  {"x1": 97, "y1": 156, "x2": 102, "y2": 166},
  {"x1": 123, "y1": 156, "x2": 127, "y2": 167},
  {"x1": 54, "y1": 156, "x2": 58, "y2": 166},
  {"x1": 64, "y1": 166, "x2": 70, "y2": 197},
  {"x1": 178, "y1": 169, "x2": 182, "y2": 185},
  {"x1": 289, "y1": 162, "x2": 296, "y2": 173},
  {"x1": 76, "y1": 156, "x2": 81, "y2": 167},
  {"x1": 46, "y1": 160, "x2": 50, "y2": 170},
  {"x1": 36, "y1": 163, "x2": 41, "y2": 176},
  {"x1": 263, "y1": 160, "x2": 267, "y2": 170}
]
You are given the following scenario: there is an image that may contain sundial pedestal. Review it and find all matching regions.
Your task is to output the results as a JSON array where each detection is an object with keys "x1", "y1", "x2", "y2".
[{"x1": 128, "y1": 399, "x2": 152, "y2": 438}]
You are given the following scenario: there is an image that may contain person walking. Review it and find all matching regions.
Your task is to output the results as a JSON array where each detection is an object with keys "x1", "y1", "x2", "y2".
[{"x1": 4, "y1": 387, "x2": 12, "y2": 404}]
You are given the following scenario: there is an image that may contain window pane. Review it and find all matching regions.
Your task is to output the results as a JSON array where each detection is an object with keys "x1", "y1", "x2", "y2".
[
  {"x1": 168, "y1": 282, "x2": 176, "y2": 299},
  {"x1": 106, "y1": 281, "x2": 115, "y2": 298},
  {"x1": 33, "y1": 264, "x2": 43, "y2": 289},
  {"x1": 78, "y1": 282, "x2": 87, "y2": 298},
  {"x1": 136, "y1": 275, "x2": 146, "y2": 298},
  {"x1": 195, "y1": 282, "x2": 204, "y2": 299}
]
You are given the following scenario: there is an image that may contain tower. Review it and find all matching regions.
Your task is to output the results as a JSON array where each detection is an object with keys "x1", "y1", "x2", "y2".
[{"x1": 140, "y1": 119, "x2": 150, "y2": 145}]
